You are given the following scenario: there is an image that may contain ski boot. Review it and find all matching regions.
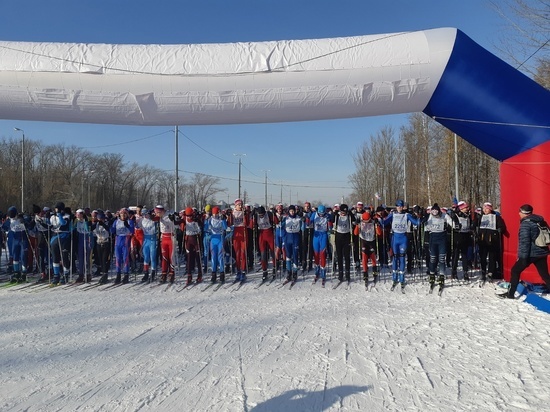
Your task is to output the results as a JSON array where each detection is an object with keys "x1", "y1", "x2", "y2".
[
  {"x1": 122, "y1": 274, "x2": 130, "y2": 284},
  {"x1": 362, "y1": 271, "x2": 368, "y2": 287},
  {"x1": 160, "y1": 273, "x2": 168, "y2": 284},
  {"x1": 75, "y1": 274, "x2": 85, "y2": 283},
  {"x1": 211, "y1": 272, "x2": 217, "y2": 284},
  {"x1": 195, "y1": 274, "x2": 202, "y2": 284},
  {"x1": 429, "y1": 273, "x2": 436, "y2": 292},
  {"x1": 220, "y1": 272, "x2": 226, "y2": 284},
  {"x1": 262, "y1": 271, "x2": 268, "y2": 282},
  {"x1": 98, "y1": 273, "x2": 109, "y2": 284},
  {"x1": 114, "y1": 273, "x2": 122, "y2": 284},
  {"x1": 463, "y1": 271, "x2": 470, "y2": 282},
  {"x1": 141, "y1": 271, "x2": 149, "y2": 283}
]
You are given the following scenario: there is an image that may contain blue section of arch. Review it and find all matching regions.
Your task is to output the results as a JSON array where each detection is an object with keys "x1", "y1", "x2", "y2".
[{"x1": 423, "y1": 30, "x2": 550, "y2": 161}]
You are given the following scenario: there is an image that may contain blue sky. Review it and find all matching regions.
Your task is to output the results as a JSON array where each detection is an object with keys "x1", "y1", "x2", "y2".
[{"x1": 0, "y1": 1, "x2": 505, "y2": 207}]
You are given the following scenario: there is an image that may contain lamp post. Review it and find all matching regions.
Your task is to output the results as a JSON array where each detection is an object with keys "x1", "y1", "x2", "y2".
[{"x1": 13, "y1": 128, "x2": 24, "y2": 212}]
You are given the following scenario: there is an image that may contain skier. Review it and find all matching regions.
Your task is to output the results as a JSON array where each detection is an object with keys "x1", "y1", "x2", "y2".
[
  {"x1": 424, "y1": 203, "x2": 455, "y2": 292},
  {"x1": 131, "y1": 205, "x2": 145, "y2": 274},
  {"x1": 182, "y1": 206, "x2": 203, "y2": 285},
  {"x1": 505, "y1": 204, "x2": 550, "y2": 298},
  {"x1": 273, "y1": 203, "x2": 286, "y2": 274},
  {"x1": 204, "y1": 206, "x2": 227, "y2": 284},
  {"x1": 379, "y1": 200, "x2": 419, "y2": 291},
  {"x1": 91, "y1": 211, "x2": 111, "y2": 284},
  {"x1": 110, "y1": 208, "x2": 135, "y2": 284},
  {"x1": 450, "y1": 201, "x2": 475, "y2": 281},
  {"x1": 301, "y1": 201, "x2": 315, "y2": 273},
  {"x1": 2, "y1": 207, "x2": 30, "y2": 282},
  {"x1": 74, "y1": 209, "x2": 92, "y2": 283},
  {"x1": 474, "y1": 202, "x2": 506, "y2": 283},
  {"x1": 351, "y1": 201, "x2": 365, "y2": 270},
  {"x1": 254, "y1": 205, "x2": 276, "y2": 281},
  {"x1": 138, "y1": 209, "x2": 159, "y2": 283},
  {"x1": 312, "y1": 205, "x2": 331, "y2": 286},
  {"x1": 48, "y1": 202, "x2": 72, "y2": 285},
  {"x1": 354, "y1": 211, "x2": 382, "y2": 287},
  {"x1": 228, "y1": 199, "x2": 248, "y2": 282},
  {"x1": 202, "y1": 204, "x2": 212, "y2": 272},
  {"x1": 282, "y1": 205, "x2": 302, "y2": 282},
  {"x1": 153, "y1": 205, "x2": 176, "y2": 284},
  {"x1": 331, "y1": 203, "x2": 354, "y2": 283}
]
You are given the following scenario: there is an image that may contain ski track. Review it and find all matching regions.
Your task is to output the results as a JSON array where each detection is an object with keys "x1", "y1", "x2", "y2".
[{"x1": 0, "y1": 271, "x2": 549, "y2": 411}]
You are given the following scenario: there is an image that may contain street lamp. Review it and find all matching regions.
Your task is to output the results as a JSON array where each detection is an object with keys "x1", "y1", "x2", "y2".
[{"x1": 13, "y1": 128, "x2": 24, "y2": 212}]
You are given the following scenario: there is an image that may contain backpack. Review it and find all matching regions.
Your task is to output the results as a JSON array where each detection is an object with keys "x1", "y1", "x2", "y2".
[{"x1": 535, "y1": 222, "x2": 550, "y2": 247}]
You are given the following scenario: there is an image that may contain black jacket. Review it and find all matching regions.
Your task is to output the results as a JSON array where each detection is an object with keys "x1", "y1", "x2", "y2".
[{"x1": 518, "y1": 214, "x2": 549, "y2": 259}]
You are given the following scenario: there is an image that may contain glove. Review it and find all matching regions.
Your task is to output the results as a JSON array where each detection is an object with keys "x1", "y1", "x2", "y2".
[
  {"x1": 124, "y1": 220, "x2": 130, "y2": 228},
  {"x1": 168, "y1": 213, "x2": 175, "y2": 221}
]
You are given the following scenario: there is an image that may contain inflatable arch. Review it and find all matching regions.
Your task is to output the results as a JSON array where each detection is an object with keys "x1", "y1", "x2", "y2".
[{"x1": 0, "y1": 27, "x2": 549, "y2": 281}]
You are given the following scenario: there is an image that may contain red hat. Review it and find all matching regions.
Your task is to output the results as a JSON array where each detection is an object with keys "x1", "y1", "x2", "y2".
[
  {"x1": 458, "y1": 201, "x2": 468, "y2": 210},
  {"x1": 362, "y1": 211, "x2": 371, "y2": 221},
  {"x1": 184, "y1": 207, "x2": 194, "y2": 216},
  {"x1": 212, "y1": 206, "x2": 220, "y2": 215}
]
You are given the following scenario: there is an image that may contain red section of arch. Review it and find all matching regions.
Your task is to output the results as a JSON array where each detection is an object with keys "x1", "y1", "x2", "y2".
[{"x1": 501, "y1": 140, "x2": 550, "y2": 283}]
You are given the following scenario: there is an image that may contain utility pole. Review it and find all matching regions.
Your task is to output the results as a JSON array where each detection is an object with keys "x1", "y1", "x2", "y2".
[
  {"x1": 233, "y1": 153, "x2": 246, "y2": 200},
  {"x1": 262, "y1": 169, "x2": 270, "y2": 207}
]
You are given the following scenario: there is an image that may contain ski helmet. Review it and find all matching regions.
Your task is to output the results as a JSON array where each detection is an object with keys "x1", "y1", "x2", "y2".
[
  {"x1": 396, "y1": 200, "x2": 404, "y2": 207},
  {"x1": 317, "y1": 205, "x2": 326, "y2": 215}
]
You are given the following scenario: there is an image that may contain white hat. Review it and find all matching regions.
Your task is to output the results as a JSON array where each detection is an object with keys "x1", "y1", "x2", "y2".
[{"x1": 76, "y1": 209, "x2": 85, "y2": 214}]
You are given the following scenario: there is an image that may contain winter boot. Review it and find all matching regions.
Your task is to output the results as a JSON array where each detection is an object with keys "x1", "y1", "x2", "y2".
[
  {"x1": 122, "y1": 274, "x2": 129, "y2": 284},
  {"x1": 114, "y1": 273, "x2": 122, "y2": 284}
]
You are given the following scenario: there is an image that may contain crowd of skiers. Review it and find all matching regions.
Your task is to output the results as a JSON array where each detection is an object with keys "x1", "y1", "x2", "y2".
[{"x1": 0, "y1": 198, "x2": 513, "y2": 291}]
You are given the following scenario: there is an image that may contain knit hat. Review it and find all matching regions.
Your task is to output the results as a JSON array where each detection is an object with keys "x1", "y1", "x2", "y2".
[
  {"x1": 483, "y1": 202, "x2": 493, "y2": 210},
  {"x1": 458, "y1": 201, "x2": 468, "y2": 210}
]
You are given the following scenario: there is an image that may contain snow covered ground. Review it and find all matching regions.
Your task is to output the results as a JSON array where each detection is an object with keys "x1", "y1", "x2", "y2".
[{"x1": 1, "y1": 269, "x2": 550, "y2": 412}]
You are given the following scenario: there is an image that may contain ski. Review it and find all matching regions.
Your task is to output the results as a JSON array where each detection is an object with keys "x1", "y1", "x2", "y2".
[
  {"x1": 201, "y1": 283, "x2": 216, "y2": 292},
  {"x1": 232, "y1": 280, "x2": 247, "y2": 292},
  {"x1": 332, "y1": 281, "x2": 344, "y2": 290},
  {"x1": 213, "y1": 282, "x2": 225, "y2": 292},
  {"x1": 177, "y1": 282, "x2": 195, "y2": 292},
  {"x1": 289, "y1": 280, "x2": 297, "y2": 289},
  {"x1": 278, "y1": 279, "x2": 292, "y2": 289},
  {"x1": 254, "y1": 279, "x2": 268, "y2": 289},
  {"x1": 267, "y1": 276, "x2": 277, "y2": 286},
  {"x1": 80, "y1": 282, "x2": 104, "y2": 291},
  {"x1": 164, "y1": 282, "x2": 176, "y2": 291},
  {"x1": 100, "y1": 283, "x2": 124, "y2": 291},
  {"x1": 224, "y1": 279, "x2": 240, "y2": 289},
  {"x1": 8, "y1": 281, "x2": 42, "y2": 291}
]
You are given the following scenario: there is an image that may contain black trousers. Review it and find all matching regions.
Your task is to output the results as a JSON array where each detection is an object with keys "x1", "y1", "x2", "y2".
[{"x1": 508, "y1": 256, "x2": 550, "y2": 297}]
